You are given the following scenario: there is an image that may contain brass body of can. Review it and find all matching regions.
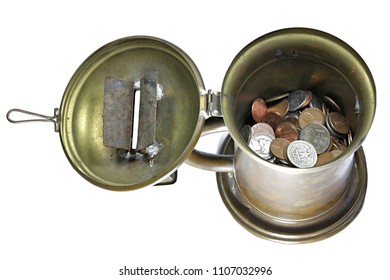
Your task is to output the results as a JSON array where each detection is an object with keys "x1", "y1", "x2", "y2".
[{"x1": 190, "y1": 28, "x2": 375, "y2": 242}]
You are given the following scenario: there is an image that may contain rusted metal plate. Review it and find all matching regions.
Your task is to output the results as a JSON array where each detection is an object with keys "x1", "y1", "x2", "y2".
[
  {"x1": 103, "y1": 77, "x2": 134, "y2": 150},
  {"x1": 136, "y1": 70, "x2": 158, "y2": 151}
]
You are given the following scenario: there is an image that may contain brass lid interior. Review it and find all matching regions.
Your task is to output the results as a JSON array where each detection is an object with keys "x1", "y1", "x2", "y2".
[{"x1": 59, "y1": 36, "x2": 205, "y2": 191}]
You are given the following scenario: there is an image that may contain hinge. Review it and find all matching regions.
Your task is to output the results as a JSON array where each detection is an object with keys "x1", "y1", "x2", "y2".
[{"x1": 205, "y1": 89, "x2": 222, "y2": 118}]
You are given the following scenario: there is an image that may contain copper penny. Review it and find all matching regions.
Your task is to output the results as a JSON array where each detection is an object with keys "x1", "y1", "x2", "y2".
[
  {"x1": 274, "y1": 122, "x2": 299, "y2": 142},
  {"x1": 331, "y1": 149, "x2": 344, "y2": 159},
  {"x1": 322, "y1": 102, "x2": 329, "y2": 116},
  {"x1": 298, "y1": 107, "x2": 326, "y2": 128},
  {"x1": 270, "y1": 138, "x2": 290, "y2": 160},
  {"x1": 327, "y1": 112, "x2": 350, "y2": 135},
  {"x1": 265, "y1": 92, "x2": 290, "y2": 103},
  {"x1": 267, "y1": 98, "x2": 289, "y2": 117},
  {"x1": 328, "y1": 136, "x2": 339, "y2": 152},
  {"x1": 330, "y1": 137, "x2": 347, "y2": 151},
  {"x1": 261, "y1": 112, "x2": 283, "y2": 130},
  {"x1": 336, "y1": 142, "x2": 347, "y2": 151},
  {"x1": 284, "y1": 117, "x2": 299, "y2": 128},
  {"x1": 315, "y1": 151, "x2": 334, "y2": 166},
  {"x1": 323, "y1": 96, "x2": 342, "y2": 113},
  {"x1": 284, "y1": 112, "x2": 300, "y2": 128},
  {"x1": 302, "y1": 90, "x2": 313, "y2": 107},
  {"x1": 251, "y1": 98, "x2": 267, "y2": 122}
]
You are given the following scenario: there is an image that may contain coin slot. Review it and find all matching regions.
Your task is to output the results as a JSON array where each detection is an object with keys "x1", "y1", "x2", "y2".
[
  {"x1": 103, "y1": 71, "x2": 162, "y2": 160},
  {"x1": 131, "y1": 87, "x2": 141, "y2": 150}
]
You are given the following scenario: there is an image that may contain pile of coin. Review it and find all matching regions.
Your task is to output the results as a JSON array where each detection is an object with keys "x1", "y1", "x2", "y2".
[{"x1": 245, "y1": 90, "x2": 352, "y2": 168}]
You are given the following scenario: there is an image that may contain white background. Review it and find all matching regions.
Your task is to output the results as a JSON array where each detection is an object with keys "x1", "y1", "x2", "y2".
[{"x1": 1, "y1": 1, "x2": 388, "y2": 279}]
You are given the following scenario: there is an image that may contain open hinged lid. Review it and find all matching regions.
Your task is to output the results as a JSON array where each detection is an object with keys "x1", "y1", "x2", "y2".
[{"x1": 59, "y1": 36, "x2": 209, "y2": 191}]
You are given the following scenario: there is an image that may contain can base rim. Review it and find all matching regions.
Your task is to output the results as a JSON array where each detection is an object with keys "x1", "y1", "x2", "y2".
[{"x1": 216, "y1": 135, "x2": 367, "y2": 243}]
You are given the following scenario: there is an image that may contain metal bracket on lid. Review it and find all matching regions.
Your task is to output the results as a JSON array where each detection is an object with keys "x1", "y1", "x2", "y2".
[
  {"x1": 103, "y1": 77, "x2": 134, "y2": 150},
  {"x1": 136, "y1": 71, "x2": 159, "y2": 154},
  {"x1": 103, "y1": 70, "x2": 163, "y2": 160}
]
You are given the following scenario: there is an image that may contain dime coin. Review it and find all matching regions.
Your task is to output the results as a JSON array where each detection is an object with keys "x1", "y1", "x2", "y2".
[
  {"x1": 251, "y1": 122, "x2": 275, "y2": 138},
  {"x1": 300, "y1": 124, "x2": 331, "y2": 154},
  {"x1": 298, "y1": 107, "x2": 326, "y2": 128},
  {"x1": 261, "y1": 111, "x2": 283, "y2": 129},
  {"x1": 248, "y1": 133, "x2": 274, "y2": 160},
  {"x1": 287, "y1": 140, "x2": 317, "y2": 168},
  {"x1": 251, "y1": 98, "x2": 267, "y2": 122},
  {"x1": 274, "y1": 122, "x2": 299, "y2": 142},
  {"x1": 270, "y1": 138, "x2": 290, "y2": 160}
]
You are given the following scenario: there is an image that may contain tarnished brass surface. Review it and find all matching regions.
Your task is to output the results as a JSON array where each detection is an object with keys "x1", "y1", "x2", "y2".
[
  {"x1": 59, "y1": 36, "x2": 205, "y2": 190},
  {"x1": 217, "y1": 135, "x2": 367, "y2": 243},
  {"x1": 216, "y1": 28, "x2": 375, "y2": 222}
]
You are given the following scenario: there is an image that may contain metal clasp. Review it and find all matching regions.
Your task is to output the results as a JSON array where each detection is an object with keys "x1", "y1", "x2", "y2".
[
  {"x1": 6, "y1": 108, "x2": 59, "y2": 132},
  {"x1": 205, "y1": 89, "x2": 222, "y2": 118}
]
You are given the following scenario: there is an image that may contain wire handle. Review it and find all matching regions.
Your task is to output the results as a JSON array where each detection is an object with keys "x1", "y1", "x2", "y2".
[
  {"x1": 186, "y1": 117, "x2": 234, "y2": 173},
  {"x1": 6, "y1": 108, "x2": 59, "y2": 132}
]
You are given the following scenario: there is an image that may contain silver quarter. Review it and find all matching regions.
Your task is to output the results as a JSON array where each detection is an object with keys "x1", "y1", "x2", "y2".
[
  {"x1": 287, "y1": 140, "x2": 317, "y2": 168},
  {"x1": 251, "y1": 122, "x2": 275, "y2": 138},
  {"x1": 300, "y1": 124, "x2": 331, "y2": 154},
  {"x1": 248, "y1": 133, "x2": 274, "y2": 160}
]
